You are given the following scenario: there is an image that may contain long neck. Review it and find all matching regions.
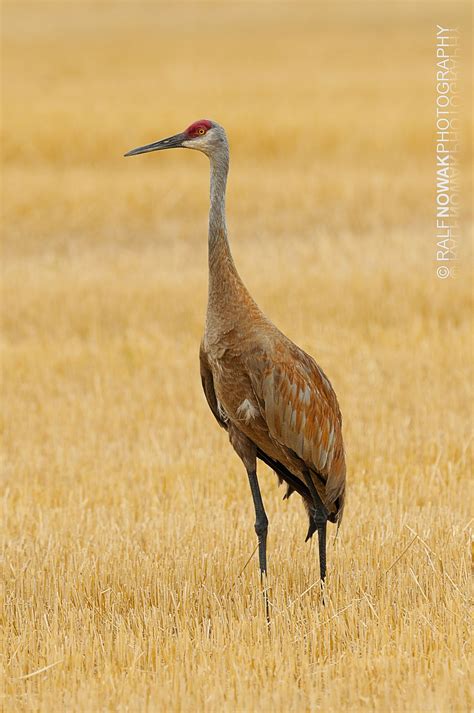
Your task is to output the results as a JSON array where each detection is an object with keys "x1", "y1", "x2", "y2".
[
  {"x1": 208, "y1": 146, "x2": 233, "y2": 272},
  {"x1": 206, "y1": 144, "x2": 260, "y2": 328}
]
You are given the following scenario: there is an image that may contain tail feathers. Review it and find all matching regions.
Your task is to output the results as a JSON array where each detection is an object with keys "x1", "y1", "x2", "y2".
[
  {"x1": 256, "y1": 448, "x2": 311, "y2": 502},
  {"x1": 273, "y1": 473, "x2": 295, "y2": 500},
  {"x1": 305, "y1": 518, "x2": 317, "y2": 542},
  {"x1": 312, "y1": 466, "x2": 345, "y2": 526},
  {"x1": 256, "y1": 447, "x2": 345, "y2": 536}
]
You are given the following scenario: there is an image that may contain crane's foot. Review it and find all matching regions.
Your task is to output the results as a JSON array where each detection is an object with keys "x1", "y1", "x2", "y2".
[
  {"x1": 260, "y1": 571, "x2": 271, "y2": 625},
  {"x1": 256, "y1": 520, "x2": 270, "y2": 624}
]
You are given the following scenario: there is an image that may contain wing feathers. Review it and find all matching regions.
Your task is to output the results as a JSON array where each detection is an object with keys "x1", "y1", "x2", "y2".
[{"x1": 249, "y1": 343, "x2": 345, "y2": 518}]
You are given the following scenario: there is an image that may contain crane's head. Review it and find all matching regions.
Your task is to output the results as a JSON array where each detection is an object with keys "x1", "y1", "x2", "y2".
[{"x1": 124, "y1": 119, "x2": 227, "y2": 159}]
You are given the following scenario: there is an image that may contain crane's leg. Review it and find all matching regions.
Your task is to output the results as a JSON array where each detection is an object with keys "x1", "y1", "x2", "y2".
[
  {"x1": 228, "y1": 424, "x2": 269, "y2": 621},
  {"x1": 315, "y1": 517, "x2": 327, "y2": 584},
  {"x1": 247, "y1": 469, "x2": 269, "y2": 577},
  {"x1": 247, "y1": 467, "x2": 270, "y2": 623},
  {"x1": 303, "y1": 470, "x2": 328, "y2": 585}
]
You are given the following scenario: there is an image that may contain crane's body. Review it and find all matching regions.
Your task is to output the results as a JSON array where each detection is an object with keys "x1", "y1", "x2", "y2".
[{"x1": 125, "y1": 119, "x2": 346, "y2": 587}]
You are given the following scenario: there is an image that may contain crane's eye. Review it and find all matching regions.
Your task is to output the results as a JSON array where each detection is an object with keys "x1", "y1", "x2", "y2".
[{"x1": 197, "y1": 128, "x2": 206, "y2": 135}]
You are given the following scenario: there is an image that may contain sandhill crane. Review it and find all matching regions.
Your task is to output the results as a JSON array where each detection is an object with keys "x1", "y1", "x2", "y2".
[{"x1": 124, "y1": 119, "x2": 346, "y2": 590}]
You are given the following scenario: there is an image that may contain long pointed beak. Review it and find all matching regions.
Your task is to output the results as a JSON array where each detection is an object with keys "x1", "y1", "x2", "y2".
[{"x1": 124, "y1": 132, "x2": 186, "y2": 157}]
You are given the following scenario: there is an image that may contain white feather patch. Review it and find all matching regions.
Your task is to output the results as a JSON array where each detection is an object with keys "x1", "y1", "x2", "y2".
[{"x1": 236, "y1": 398, "x2": 258, "y2": 423}]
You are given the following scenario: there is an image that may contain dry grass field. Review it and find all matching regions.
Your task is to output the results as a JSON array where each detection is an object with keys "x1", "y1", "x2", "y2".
[{"x1": 2, "y1": 2, "x2": 473, "y2": 712}]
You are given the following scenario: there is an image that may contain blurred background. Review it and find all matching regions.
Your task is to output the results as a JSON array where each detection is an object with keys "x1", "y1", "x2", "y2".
[{"x1": 2, "y1": 2, "x2": 472, "y2": 712}]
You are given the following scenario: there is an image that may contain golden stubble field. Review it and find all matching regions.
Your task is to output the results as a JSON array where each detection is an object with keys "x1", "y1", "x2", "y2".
[{"x1": 2, "y1": 2, "x2": 472, "y2": 712}]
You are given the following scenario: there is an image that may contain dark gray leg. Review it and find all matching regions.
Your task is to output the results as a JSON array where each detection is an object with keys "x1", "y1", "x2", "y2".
[
  {"x1": 316, "y1": 519, "x2": 327, "y2": 583},
  {"x1": 247, "y1": 469, "x2": 270, "y2": 622},
  {"x1": 227, "y1": 425, "x2": 270, "y2": 621},
  {"x1": 303, "y1": 470, "x2": 328, "y2": 584},
  {"x1": 247, "y1": 469, "x2": 268, "y2": 576}
]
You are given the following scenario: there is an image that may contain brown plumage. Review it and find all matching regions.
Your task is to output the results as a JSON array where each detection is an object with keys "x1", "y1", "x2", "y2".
[{"x1": 125, "y1": 118, "x2": 346, "y2": 587}]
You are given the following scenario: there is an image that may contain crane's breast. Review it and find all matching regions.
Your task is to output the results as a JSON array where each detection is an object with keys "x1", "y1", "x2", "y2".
[{"x1": 206, "y1": 346, "x2": 260, "y2": 427}]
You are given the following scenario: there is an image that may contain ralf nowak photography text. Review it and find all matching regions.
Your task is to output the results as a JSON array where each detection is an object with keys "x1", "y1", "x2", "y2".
[{"x1": 435, "y1": 24, "x2": 461, "y2": 279}]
